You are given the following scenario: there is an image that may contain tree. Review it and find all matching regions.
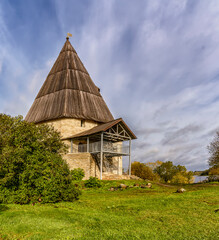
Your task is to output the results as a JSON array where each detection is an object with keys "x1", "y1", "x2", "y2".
[
  {"x1": 208, "y1": 167, "x2": 219, "y2": 175},
  {"x1": 0, "y1": 114, "x2": 81, "y2": 204},
  {"x1": 208, "y1": 131, "x2": 219, "y2": 168},
  {"x1": 171, "y1": 172, "x2": 194, "y2": 184},
  {"x1": 145, "y1": 160, "x2": 163, "y2": 170},
  {"x1": 154, "y1": 161, "x2": 176, "y2": 182},
  {"x1": 154, "y1": 161, "x2": 194, "y2": 183},
  {"x1": 171, "y1": 173, "x2": 189, "y2": 184},
  {"x1": 131, "y1": 162, "x2": 159, "y2": 180}
]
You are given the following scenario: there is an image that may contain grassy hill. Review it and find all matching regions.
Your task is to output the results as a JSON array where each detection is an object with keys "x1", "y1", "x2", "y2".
[{"x1": 0, "y1": 181, "x2": 218, "y2": 240}]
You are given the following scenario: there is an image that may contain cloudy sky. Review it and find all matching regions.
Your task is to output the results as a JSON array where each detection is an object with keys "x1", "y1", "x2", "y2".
[{"x1": 1, "y1": 0, "x2": 219, "y2": 170}]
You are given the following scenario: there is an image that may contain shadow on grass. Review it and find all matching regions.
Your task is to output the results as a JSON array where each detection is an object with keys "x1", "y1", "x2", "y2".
[{"x1": 0, "y1": 204, "x2": 9, "y2": 214}]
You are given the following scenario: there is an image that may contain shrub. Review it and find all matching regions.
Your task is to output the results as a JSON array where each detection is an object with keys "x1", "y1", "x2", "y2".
[
  {"x1": 70, "y1": 168, "x2": 85, "y2": 181},
  {"x1": 84, "y1": 177, "x2": 102, "y2": 188},
  {"x1": 171, "y1": 173, "x2": 191, "y2": 184},
  {"x1": 0, "y1": 114, "x2": 81, "y2": 204}
]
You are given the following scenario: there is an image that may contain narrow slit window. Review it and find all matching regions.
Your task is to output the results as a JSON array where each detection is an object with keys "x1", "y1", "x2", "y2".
[{"x1": 81, "y1": 120, "x2": 85, "y2": 127}]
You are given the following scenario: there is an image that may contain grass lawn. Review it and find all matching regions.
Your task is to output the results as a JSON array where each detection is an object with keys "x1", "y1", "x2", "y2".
[{"x1": 0, "y1": 181, "x2": 218, "y2": 240}]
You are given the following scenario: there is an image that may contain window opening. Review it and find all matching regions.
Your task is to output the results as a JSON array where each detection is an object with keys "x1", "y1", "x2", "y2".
[{"x1": 81, "y1": 120, "x2": 85, "y2": 127}]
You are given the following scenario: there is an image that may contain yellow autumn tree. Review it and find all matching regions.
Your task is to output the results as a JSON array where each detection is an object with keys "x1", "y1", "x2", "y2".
[
  {"x1": 209, "y1": 167, "x2": 219, "y2": 175},
  {"x1": 131, "y1": 161, "x2": 159, "y2": 181},
  {"x1": 145, "y1": 160, "x2": 163, "y2": 170}
]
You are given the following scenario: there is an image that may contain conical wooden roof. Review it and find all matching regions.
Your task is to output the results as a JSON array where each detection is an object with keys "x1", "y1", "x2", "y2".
[{"x1": 25, "y1": 38, "x2": 114, "y2": 123}]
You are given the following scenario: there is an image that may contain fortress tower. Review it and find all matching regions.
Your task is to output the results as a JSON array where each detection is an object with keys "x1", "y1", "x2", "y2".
[{"x1": 25, "y1": 36, "x2": 136, "y2": 179}]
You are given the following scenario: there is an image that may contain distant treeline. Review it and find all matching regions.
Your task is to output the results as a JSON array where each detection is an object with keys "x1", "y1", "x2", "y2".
[{"x1": 192, "y1": 170, "x2": 209, "y2": 176}]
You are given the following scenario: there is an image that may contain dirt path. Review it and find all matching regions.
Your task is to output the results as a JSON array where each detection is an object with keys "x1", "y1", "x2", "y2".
[{"x1": 156, "y1": 182, "x2": 175, "y2": 188}]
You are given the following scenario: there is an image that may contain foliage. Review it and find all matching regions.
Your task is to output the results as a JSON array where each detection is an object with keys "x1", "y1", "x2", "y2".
[
  {"x1": 131, "y1": 161, "x2": 159, "y2": 181},
  {"x1": 145, "y1": 160, "x2": 163, "y2": 170},
  {"x1": 0, "y1": 114, "x2": 81, "y2": 204},
  {"x1": 207, "y1": 166, "x2": 219, "y2": 182},
  {"x1": 154, "y1": 161, "x2": 194, "y2": 183},
  {"x1": 208, "y1": 131, "x2": 219, "y2": 168},
  {"x1": 171, "y1": 173, "x2": 188, "y2": 184},
  {"x1": 207, "y1": 175, "x2": 219, "y2": 182},
  {"x1": 200, "y1": 169, "x2": 210, "y2": 176},
  {"x1": 171, "y1": 172, "x2": 194, "y2": 184},
  {"x1": 208, "y1": 166, "x2": 219, "y2": 176},
  {"x1": 70, "y1": 168, "x2": 85, "y2": 181},
  {"x1": 185, "y1": 171, "x2": 195, "y2": 183},
  {"x1": 154, "y1": 161, "x2": 176, "y2": 182},
  {"x1": 84, "y1": 177, "x2": 102, "y2": 188}
]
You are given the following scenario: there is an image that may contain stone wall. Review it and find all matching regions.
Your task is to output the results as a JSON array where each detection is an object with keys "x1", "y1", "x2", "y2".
[
  {"x1": 63, "y1": 153, "x2": 123, "y2": 179},
  {"x1": 63, "y1": 153, "x2": 100, "y2": 179},
  {"x1": 112, "y1": 156, "x2": 123, "y2": 175},
  {"x1": 40, "y1": 118, "x2": 98, "y2": 139}
]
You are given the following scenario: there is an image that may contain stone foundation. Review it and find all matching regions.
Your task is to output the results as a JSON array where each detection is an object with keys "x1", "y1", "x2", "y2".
[
  {"x1": 63, "y1": 153, "x2": 123, "y2": 180},
  {"x1": 63, "y1": 153, "x2": 100, "y2": 179}
]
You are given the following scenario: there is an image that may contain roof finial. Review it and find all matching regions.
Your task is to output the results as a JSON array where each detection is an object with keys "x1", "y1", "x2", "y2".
[{"x1": 66, "y1": 32, "x2": 72, "y2": 40}]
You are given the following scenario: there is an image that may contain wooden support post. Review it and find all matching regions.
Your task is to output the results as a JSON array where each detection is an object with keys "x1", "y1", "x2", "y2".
[
  {"x1": 70, "y1": 139, "x2": 73, "y2": 153},
  {"x1": 87, "y1": 137, "x2": 89, "y2": 152},
  {"x1": 118, "y1": 157, "x2": 120, "y2": 175},
  {"x1": 100, "y1": 132, "x2": 103, "y2": 180},
  {"x1": 129, "y1": 139, "x2": 131, "y2": 176}
]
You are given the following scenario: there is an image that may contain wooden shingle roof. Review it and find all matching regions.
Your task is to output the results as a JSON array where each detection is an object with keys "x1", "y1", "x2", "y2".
[
  {"x1": 25, "y1": 38, "x2": 114, "y2": 123},
  {"x1": 62, "y1": 118, "x2": 137, "y2": 140}
]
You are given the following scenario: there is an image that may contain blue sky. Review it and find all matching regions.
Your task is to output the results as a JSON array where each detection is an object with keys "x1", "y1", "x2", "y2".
[{"x1": 1, "y1": 0, "x2": 219, "y2": 170}]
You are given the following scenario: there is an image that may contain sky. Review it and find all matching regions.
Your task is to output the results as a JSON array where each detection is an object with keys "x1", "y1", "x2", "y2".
[{"x1": 1, "y1": 0, "x2": 219, "y2": 171}]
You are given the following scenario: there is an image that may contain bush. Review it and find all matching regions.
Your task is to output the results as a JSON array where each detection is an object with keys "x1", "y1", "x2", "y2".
[
  {"x1": 171, "y1": 173, "x2": 194, "y2": 184},
  {"x1": 84, "y1": 177, "x2": 102, "y2": 188},
  {"x1": 0, "y1": 114, "x2": 81, "y2": 204},
  {"x1": 70, "y1": 168, "x2": 85, "y2": 181}
]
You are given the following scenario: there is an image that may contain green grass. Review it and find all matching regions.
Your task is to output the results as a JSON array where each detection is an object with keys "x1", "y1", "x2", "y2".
[{"x1": 0, "y1": 181, "x2": 219, "y2": 240}]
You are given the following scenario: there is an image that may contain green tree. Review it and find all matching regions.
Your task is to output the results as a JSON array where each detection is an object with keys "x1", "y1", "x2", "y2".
[
  {"x1": 154, "y1": 161, "x2": 176, "y2": 182},
  {"x1": 0, "y1": 114, "x2": 81, "y2": 204},
  {"x1": 208, "y1": 131, "x2": 219, "y2": 168},
  {"x1": 154, "y1": 161, "x2": 194, "y2": 183}
]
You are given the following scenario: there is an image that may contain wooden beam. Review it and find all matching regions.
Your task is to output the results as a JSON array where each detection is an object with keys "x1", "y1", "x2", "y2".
[
  {"x1": 103, "y1": 134, "x2": 124, "y2": 142},
  {"x1": 70, "y1": 139, "x2": 73, "y2": 153},
  {"x1": 100, "y1": 132, "x2": 103, "y2": 180},
  {"x1": 87, "y1": 137, "x2": 89, "y2": 152},
  {"x1": 119, "y1": 123, "x2": 131, "y2": 138},
  {"x1": 129, "y1": 139, "x2": 131, "y2": 176},
  {"x1": 104, "y1": 132, "x2": 130, "y2": 140},
  {"x1": 110, "y1": 127, "x2": 116, "y2": 134}
]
